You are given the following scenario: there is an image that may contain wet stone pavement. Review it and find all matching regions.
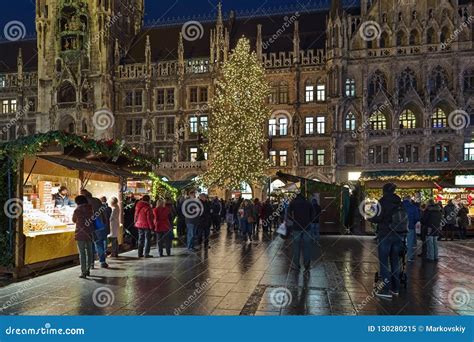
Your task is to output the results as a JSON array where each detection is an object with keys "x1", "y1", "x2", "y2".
[{"x1": 1, "y1": 230, "x2": 473, "y2": 316}]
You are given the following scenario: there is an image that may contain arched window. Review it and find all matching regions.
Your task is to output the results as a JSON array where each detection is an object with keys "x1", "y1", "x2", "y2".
[
  {"x1": 463, "y1": 69, "x2": 474, "y2": 95},
  {"x1": 427, "y1": 27, "x2": 436, "y2": 44},
  {"x1": 345, "y1": 112, "x2": 356, "y2": 131},
  {"x1": 398, "y1": 68, "x2": 417, "y2": 98},
  {"x1": 368, "y1": 70, "x2": 387, "y2": 100},
  {"x1": 379, "y1": 32, "x2": 389, "y2": 48},
  {"x1": 431, "y1": 108, "x2": 447, "y2": 128},
  {"x1": 399, "y1": 109, "x2": 417, "y2": 129},
  {"x1": 440, "y1": 27, "x2": 450, "y2": 44},
  {"x1": 82, "y1": 119, "x2": 88, "y2": 134},
  {"x1": 396, "y1": 31, "x2": 406, "y2": 46},
  {"x1": 57, "y1": 81, "x2": 76, "y2": 103},
  {"x1": 345, "y1": 78, "x2": 356, "y2": 97},
  {"x1": 409, "y1": 30, "x2": 419, "y2": 45},
  {"x1": 59, "y1": 115, "x2": 75, "y2": 133},
  {"x1": 369, "y1": 111, "x2": 387, "y2": 130},
  {"x1": 428, "y1": 66, "x2": 449, "y2": 98}
]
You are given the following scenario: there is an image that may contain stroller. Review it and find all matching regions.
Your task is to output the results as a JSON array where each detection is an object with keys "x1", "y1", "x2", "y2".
[{"x1": 374, "y1": 237, "x2": 408, "y2": 289}]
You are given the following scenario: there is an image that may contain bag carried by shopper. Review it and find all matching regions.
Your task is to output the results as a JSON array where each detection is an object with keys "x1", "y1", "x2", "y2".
[{"x1": 390, "y1": 205, "x2": 409, "y2": 234}]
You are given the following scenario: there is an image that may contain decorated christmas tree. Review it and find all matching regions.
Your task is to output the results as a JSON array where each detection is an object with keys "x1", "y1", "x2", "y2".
[{"x1": 202, "y1": 37, "x2": 271, "y2": 189}]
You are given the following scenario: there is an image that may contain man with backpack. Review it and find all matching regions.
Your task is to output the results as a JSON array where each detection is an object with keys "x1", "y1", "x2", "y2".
[{"x1": 369, "y1": 183, "x2": 407, "y2": 299}]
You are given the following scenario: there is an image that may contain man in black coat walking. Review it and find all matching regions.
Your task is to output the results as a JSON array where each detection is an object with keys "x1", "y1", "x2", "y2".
[
  {"x1": 287, "y1": 192, "x2": 314, "y2": 272},
  {"x1": 369, "y1": 183, "x2": 404, "y2": 299}
]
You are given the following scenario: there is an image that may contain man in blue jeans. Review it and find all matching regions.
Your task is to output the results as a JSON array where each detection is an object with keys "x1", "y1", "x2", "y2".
[
  {"x1": 287, "y1": 193, "x2": 314, "y2": 272},
  {"x1": 81, "y1": 189, "x2": 110, "y2": 268},
  {"x1": 402, "y1": 196, "x2": 420, "y2": 262},
  {"x1": 184, "y1": 190, "x2": 200, "y2": 252},
  {"x1": 369, "y1": 183, "x2": 405, "y2": 299}
]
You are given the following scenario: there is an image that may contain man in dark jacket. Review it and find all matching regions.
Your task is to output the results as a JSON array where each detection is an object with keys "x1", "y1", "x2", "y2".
[
  {"x1": 261, "y1": 199, "x2": 273, "y2": 232},
  {"x1": 176, "y1": 194, "x2": 187, "y2": 237},
  {"x1": 421, "y1": 200, "x2": 442, "y2": 261},
  {"x1": 211, "y1": 197, "x2": 222, "y2": 232},
  {"x1": 81, "y1": 189, "x2": 110, "y2": 268},
  {"x1": 54, "y1": 186, "x2": 75, "y2": 207},
  {"x1": 287, "y1": 192, "x2": 314, "y2": 272},
  {"x1": 442, "y1": 200, "x2": 457, "y2": 241},
  {"x1": 197, "y1": 194, "x2": 212, "y2": 249},
  {"x1": 402, "y1": 196, "x2": 420, "y2": 262},
  {"x1": 369, "y1": 183, "x2": 404, "y2": 299}
]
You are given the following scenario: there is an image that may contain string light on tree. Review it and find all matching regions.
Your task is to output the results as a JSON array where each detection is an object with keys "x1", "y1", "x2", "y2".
[{"x1": 202, "y1": 37, "x2": 271, "y2": 189}]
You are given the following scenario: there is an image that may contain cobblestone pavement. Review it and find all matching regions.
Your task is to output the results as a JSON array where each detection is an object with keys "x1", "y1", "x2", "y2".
[{"x1": 0, "y1": 230, "x2": 473, "y2": 316}]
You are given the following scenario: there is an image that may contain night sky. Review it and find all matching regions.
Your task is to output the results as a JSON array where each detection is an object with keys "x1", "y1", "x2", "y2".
[{"x1": 0, "y1": 0, "x2": 332, "y2": 41}]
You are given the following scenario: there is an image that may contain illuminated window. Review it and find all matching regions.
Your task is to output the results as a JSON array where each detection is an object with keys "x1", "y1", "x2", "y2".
[
  {"x1": 305, "y1": 85, "x2": 314, "y2": 102},
  {"x1": 316, "y1": 84, "x2": 326, "y2": 101},
  {"x1": 345, "y1": 112, "x2": 356, "y2": 131},
  {"x1": 305, "y1": 117, "x2": 314, "y2": 135},
  {"x1": 189, "y1": 147, "x2": 198, "y2": 162},
  {"x1": 305, "y1": 149, "x2": 314, "y2": 166},
  {"x1": 399, "y1": 109, "x2": 417, "y2": 129},
  {"x1": 279, "y1": 151, "x2": 288, "y2": 166},
  {"x1": 316, "y1": 116, "x2": 326, "y2": 134},
  {"x1": 345, "y1": 79, "x2": 356, "y2": 97},
  {"x1": 316, "y1": 149, "x2": 325, "y2": 166},
  {"x1": 369, "y1": 111, "x2": 387, "y2": 130},
  {"x1": 431, "y1": 108, "x2": 447, "y2": 128}
]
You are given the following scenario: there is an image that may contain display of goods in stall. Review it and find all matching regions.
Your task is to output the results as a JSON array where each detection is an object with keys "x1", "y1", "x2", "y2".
[{"x1": 23, "y1": 209, "x2": 69, "y2": 234}]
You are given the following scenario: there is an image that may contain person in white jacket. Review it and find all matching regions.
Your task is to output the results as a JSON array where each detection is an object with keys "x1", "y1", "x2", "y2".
[{"x1": 108, "y1": 197, "x2": 121, "y2": 257}]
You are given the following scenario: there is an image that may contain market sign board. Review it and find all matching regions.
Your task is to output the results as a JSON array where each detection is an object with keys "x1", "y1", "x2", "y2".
[{"x1": 455, "y1": 175, "x2": 474, "y2": 186}]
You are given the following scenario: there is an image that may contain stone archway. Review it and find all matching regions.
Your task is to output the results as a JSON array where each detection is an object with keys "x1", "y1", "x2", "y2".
[{"x1": 58, "y1": 114, "x2": 75, "y2": 133}]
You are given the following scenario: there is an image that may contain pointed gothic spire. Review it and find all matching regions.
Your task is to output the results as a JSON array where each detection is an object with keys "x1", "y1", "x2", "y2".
[
  {"x1": 114, "y1": 39, "x2": 120, "y2": 65},
  {"x1": 178, "y1": 33, "x2": 185, "y2": 81},
  {"x1": 330, "y1": 0, "x2": 342, "y2": 19},
  {"x1": 17, "y1": 48, "x2": 23, "y2": 83},
  {"x1": 293, "y1": 21, "x2": 300, "y2": 64},
  {"x1": 145, "y1": 35, "x2": 151, "y2": 66},
  {"x1": 217, "y1": 1, "x2": 223, "y2": 28}
]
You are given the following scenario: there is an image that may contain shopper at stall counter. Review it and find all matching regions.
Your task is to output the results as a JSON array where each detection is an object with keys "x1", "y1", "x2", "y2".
[
  {"x1": 81, "y1": 189, "x2": 110, "y2": 268},
  {"x1": 54, "y1": 186, "x2": 75, "y2": 207},
  {"x1": 72, "y1": 195, "x2": 94, "y2": 279},
  {"x1": 134, "y1": 195, "x2": 154, "y2": 258}
]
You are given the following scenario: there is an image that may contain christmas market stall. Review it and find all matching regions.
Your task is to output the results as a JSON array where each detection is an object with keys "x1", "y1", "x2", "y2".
[
  {"x1": 276, "y1": 172, "x2": 350, "y2": 234},
  {"x1": 359, "y1": 170, "x2": 474, "y2": 235},
  {"x1": 0, "y1": 131, "x2": 157, "y2": 278}
]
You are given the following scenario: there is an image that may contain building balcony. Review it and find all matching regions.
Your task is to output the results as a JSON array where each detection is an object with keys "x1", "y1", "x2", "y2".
[{"x1": 399, "y1": 128, "x2": 424, "y2": 136}]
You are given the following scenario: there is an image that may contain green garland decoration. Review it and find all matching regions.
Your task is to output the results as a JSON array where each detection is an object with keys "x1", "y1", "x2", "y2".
[{"x1": 0, "y1": 130, "x2": 159, "y2": 168}]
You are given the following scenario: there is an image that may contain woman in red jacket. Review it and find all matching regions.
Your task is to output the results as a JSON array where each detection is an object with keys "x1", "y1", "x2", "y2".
[
  {"x1": 134, "y1": 195, "x2": 154, "y2": 258},
  {"x1": 153, "y1": 199, "x2": 172, "y2": 257}
]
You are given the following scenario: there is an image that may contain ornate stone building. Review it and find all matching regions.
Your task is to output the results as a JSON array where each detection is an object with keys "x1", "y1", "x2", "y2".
[{"x1": 0, "y1": 0, "x2": 473, "y2": 197}]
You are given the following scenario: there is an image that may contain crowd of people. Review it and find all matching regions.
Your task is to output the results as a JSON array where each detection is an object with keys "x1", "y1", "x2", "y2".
[
  {"x1": 369, "y1": 183, "x2": 470, "y2": 300},
  {"x1": 71, "y1": 186, "x2": 325, "y2": 278},
  {"x1": 71, "y1": 183, "x2": 470, "y2": 284}
]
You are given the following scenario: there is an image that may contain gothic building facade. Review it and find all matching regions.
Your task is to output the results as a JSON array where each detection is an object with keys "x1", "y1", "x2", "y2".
[{"x1": 0, "y1": 0, "x2": 473, "y2": 197}]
